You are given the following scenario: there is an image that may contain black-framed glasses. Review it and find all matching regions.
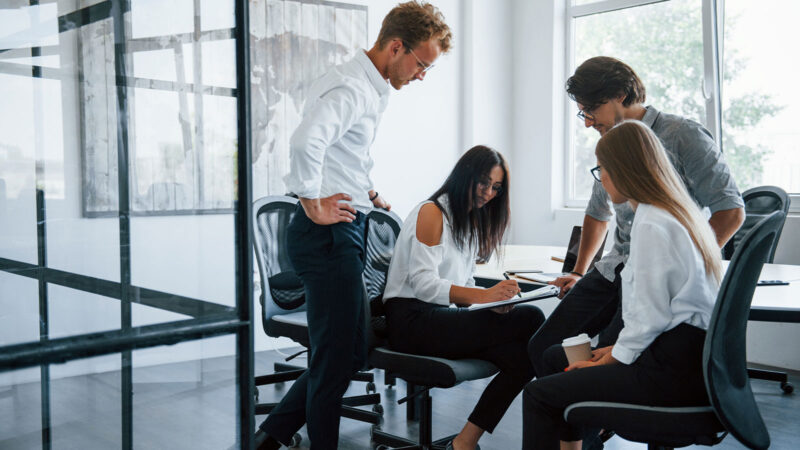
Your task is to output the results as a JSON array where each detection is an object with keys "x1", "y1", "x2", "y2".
[
  {"x1": 403, "y1": 41, "x2": 435, "y2": 73},
  {"x1": 577, "y1": 108, "x2": 596, "y2": 122},
  {"x1": 590, "y1": 165, "x2": 602, "y2": 182},
  {"x1": 477, "y1": 179, "x2": 504, "y2": 194}
]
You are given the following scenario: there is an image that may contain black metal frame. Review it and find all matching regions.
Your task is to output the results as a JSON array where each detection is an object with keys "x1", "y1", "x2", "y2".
[{"x1": 0, "y1": 0, "x2": 255, "y2": 449}]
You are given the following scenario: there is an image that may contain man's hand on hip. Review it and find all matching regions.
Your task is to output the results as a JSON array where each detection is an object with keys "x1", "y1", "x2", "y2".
[{"x1": 300, "y1": 194, "x2": 357, "y2": 225}]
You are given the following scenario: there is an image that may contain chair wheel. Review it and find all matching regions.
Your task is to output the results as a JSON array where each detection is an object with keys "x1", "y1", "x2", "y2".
[
  {"x1": 372, "y1": 404, "x2": 384, "y2": 415},
  {"x1": 781, "y1": 381, "x2": 794, "y2": 394},
  {"x1": 290, "y1": 433, "x2": 302, "y2": 447},
  {"x1": 366, "y1": 381, "x2": 377, "y2": 394}
]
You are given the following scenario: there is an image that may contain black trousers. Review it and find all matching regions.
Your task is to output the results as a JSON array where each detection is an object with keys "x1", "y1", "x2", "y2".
[
  {"x1": 527, "y1": 265, "x2": 625, "y2": 378},
  {"x1": 522, "y1": 323, "x2": 709, "y2": 450},
  {"x1": 259, "y1": 205, "x2": 368, "y2": 450},
  {"x1": 384, "y1": 298, "x2": 545, "y2": 433}
]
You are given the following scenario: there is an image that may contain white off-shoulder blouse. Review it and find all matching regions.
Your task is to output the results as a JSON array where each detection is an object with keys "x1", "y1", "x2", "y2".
[{"x1": 383, "y1": 196, "x2": 478, "y2": 306}]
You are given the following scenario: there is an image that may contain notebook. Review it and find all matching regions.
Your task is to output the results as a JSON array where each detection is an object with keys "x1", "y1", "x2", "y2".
[{"x1": 468, "y1": 285, "x2": 559, "y2": 311}]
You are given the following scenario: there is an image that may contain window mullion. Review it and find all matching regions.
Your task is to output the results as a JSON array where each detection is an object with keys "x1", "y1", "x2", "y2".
[{"x1": 701, "y1": 0, "x2": 722, "y2": 147}]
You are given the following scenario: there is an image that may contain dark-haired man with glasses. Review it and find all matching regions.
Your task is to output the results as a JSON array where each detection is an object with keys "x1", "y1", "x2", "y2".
[
  {"x1": 527, "y1": 56, "x2": 745, "y2": 425},
  {"x1": 254, "y1": 2, "x2": 452, "y2": 449}
]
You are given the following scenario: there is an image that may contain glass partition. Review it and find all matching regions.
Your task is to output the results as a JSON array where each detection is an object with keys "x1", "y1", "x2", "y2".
[{"x1": 0, "y1": 1, "x2": 254, "y2": 448}]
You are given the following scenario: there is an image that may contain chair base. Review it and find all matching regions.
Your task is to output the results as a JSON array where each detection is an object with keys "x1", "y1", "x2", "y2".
[
  {"x1": 748, "y1": 367, "x2": 794, "y2": 394},
  {"x1": 255, "y1": 362, "x2": 382, "y2": 425},
  {"x1": 370, "y1": 384, "x2": 456, "y2": 450}
]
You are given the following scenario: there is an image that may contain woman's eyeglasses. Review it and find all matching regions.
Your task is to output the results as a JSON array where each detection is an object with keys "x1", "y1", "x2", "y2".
[
  {"x1": 477, "y1": 179, "x2": 504, "y2": 194},
  {"x1": 590, "y1": 165, "x2": 602, "y2": 182}
]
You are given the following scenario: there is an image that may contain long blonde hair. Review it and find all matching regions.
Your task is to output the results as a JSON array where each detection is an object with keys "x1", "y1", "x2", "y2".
[{"x1": 596, "y1": 120, "x2": 723, "y2": 282}]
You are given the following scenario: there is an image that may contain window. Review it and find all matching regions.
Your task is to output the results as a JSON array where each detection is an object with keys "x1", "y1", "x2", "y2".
[
  {"x1": 565, "y1": 0, "x2": 800, "y2": 209},
  {"x1": 721, "y1": 0, "x2": 800, "y2": 196}
]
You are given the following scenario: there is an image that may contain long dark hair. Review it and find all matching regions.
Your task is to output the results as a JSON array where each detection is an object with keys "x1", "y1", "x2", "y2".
[{"x1": 428, "y1": 145, "x2": 510, "y2": 260}]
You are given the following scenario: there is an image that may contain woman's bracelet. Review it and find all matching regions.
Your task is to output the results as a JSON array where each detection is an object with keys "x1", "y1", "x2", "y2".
[
  {"x1": 569, "y1": 271, "x2": 584, "y2": 278},
  {"x1": 369, "y1": 191, "x2": 379, "y2": 201}
]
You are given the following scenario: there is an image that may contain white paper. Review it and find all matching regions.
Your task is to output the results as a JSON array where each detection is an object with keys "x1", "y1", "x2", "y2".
[{"x1": 468, "y1": 285, "x2": 560, "y2": 311}]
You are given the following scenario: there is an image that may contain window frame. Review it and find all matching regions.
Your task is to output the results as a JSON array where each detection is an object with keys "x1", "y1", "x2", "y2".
[{"x1": 563, "y1": 0, "x2": 800, "y2": 212}]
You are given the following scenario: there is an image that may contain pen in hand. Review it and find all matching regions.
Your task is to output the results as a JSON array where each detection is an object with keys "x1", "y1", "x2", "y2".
[{"x1": 503, "y1": 272, "x2": 523, "y2": 298}]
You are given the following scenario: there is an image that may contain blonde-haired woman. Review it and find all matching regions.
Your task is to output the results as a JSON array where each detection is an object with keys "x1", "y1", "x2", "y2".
[{"x1": 521, "y1": 120, "x2": 723, "y2": 450}]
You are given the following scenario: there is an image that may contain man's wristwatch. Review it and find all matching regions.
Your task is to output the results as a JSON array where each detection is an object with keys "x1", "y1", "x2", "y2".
[{"x1": 369, "y1": 191, "x2": 379, "y2": 201}]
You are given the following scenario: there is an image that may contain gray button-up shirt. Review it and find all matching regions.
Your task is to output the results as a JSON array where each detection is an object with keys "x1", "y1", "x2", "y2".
[{"x1": 586, "y1": 106, "x2": 744, "y2": 282}]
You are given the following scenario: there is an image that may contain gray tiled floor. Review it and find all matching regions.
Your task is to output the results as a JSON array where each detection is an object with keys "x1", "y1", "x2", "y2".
[{"x1": 1, "y1": 350, "x2": 797, "y2": 449}]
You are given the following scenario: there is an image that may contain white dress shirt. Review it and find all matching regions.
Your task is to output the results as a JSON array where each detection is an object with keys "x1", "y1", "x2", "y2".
[
  {"x1": 284, "y1": 50, "x2": 390, "y2": 214},
  {"x1": 383, "y1": 197, "x2": 478, "y2": 306},
  {"x1": 612, "y1": 203, "x2": 720, "y2": 365}
]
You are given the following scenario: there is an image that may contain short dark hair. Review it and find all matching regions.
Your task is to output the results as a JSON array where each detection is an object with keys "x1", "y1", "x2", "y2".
[
  {"x1": 377, "y1": 1, "x2": 452, "y2": 54},
  {"x1": 428, "y1": 145, "x2": 510, "y2": 261},
  {"x1": 566, "y1": 56, "x2": 646, "y2": 111}
]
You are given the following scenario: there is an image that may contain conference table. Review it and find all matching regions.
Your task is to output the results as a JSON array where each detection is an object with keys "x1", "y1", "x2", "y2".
[{"x1": 474, "y1": 245, "x2": 800, "y2": 323}]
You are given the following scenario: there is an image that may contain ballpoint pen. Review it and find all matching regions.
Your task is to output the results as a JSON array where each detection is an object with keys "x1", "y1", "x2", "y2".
[{"x1": 503, "y1": 272, "x2": 523, "y2": 298}]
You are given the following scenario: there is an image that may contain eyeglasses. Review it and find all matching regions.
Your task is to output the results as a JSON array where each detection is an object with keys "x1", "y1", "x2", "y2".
[
  {"x1": 403, "y1": 41, "x2": 435, "y2": 74},
  {"x1": 590, "y1": 165, "x2": 602, "y2": 182},
  {"x1": 477, "y1": 179, "x2": 504, "y2": 194},
  {"x1": 577, "y1": 108, "x2": 596, "y2": 123}
]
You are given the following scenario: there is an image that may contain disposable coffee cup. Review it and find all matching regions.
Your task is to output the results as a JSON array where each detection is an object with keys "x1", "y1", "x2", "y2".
[{"x1": 562, "y1": 333, "x2": 592, "y2": 365}]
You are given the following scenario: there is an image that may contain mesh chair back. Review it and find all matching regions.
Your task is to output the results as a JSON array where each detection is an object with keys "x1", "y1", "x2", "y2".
[
  {"x1": 253, "y1": 196, "x2": 306, "y2": 335},
  {"x1": 364, "y1": 208, "x2": 403, "y2": 303},
  {"x1": 722, "y1": 186, "x2": 790, "y2": 262},
  {"x1": 703, "y1": 211, "x2": 784, "y2": 450}
]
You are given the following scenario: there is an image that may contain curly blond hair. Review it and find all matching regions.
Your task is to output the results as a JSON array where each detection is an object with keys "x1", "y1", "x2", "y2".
[{"x1": 377, "y1": 1, "x2": 452, "y2": 53}]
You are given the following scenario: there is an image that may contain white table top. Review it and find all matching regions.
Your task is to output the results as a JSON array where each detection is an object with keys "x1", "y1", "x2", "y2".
[{"x1": 475, "y1": 245, "x2": 800, "y2": 318}]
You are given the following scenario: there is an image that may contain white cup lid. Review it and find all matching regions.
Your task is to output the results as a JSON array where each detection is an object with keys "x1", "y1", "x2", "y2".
[{"x1": 562, "y1": 333, "x2": 591, "y2": 346}]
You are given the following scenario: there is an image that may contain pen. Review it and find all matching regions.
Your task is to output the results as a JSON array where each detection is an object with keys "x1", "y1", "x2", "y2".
[{"x1": 503, "y1": 272, "x2": 523, "y2": 298}]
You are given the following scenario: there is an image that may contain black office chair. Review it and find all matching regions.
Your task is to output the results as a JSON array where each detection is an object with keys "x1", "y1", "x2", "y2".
[
  {"x1": 721, "y1": 185, "x2": 793, "y2": 394},
  {"x1": 564, "y1": 211, "x2": 785, "y2": 450},
  {"x1": 723, "y1": 185, "x2": 790, "y2": 263},
  {"x1": 252, "y1": 195, "x2": 383, "y2": 447},
  {"x1": 362, "y1": 208, "x2": 502, "y2": 450}
]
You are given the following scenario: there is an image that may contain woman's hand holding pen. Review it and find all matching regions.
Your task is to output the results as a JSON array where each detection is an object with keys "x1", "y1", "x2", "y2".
[{"x1": 483, "y1": 279, "x2": 521, "y2": 302}]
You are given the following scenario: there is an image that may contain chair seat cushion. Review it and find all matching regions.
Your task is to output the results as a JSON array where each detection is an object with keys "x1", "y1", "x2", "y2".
[
  {"x1": 266, "y1": 311, "x2": 309, "y2": 347},
  {"x1": 369, "y1": 346, "x2": 499, "y2": 389},
  {"x1": 565, "y1": 401, "x2": 726, "y2": 447}
]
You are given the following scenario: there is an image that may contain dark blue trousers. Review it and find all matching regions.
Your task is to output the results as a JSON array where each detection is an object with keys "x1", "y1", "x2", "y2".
[{"x1": 259, "y1": 205, "x2": 368, "y2": 449}]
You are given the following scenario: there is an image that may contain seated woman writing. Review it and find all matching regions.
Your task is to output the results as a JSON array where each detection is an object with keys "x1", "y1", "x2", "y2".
[
  {"x1": 383, "y1": 145, "x2": 545, "y2": 450},
  {"x1": 521, "y1": 120, "x2": 723, "y2": 450}
]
